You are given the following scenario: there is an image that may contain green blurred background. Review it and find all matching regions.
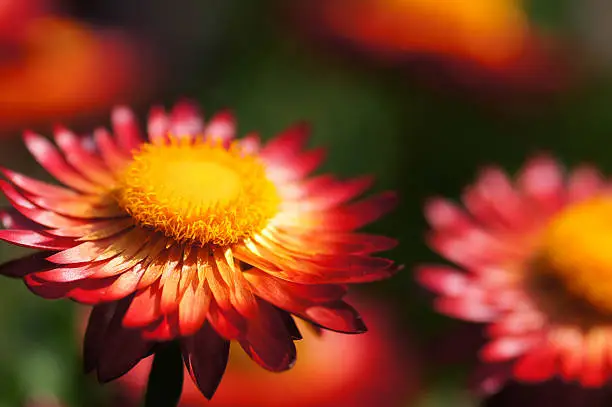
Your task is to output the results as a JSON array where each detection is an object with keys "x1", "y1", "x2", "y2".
[{"x1": 0, "y1": 0, "x2": 611, "y2": 406}]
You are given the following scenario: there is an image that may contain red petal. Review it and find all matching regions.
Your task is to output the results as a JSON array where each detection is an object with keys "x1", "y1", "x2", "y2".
[
  {"x1": 0, "y1": 180, "x2": 86, "y2": 228},
  {"x1": 111, "y1": 106, "x2": 143, "y2": 153},
  {"x1": 23, "y1": 131, "x2": 102, "y2": 193},
  {"x1": 415, "y1": 265, "x2": 470, "y2": 296},
  {"x1": 84, "y1": 300, "x2": 154, "y2": 382},
  {"x1": 204, "y1": 110, "x2": 235, "y2": 144},
  {"x1": 1, "y1": 167, "x2": 78, "y2": 198},
  {"x1": 147, "y1": 105, "x2": 169, "y2": 144},
  {"x1": 260, "y1": 122, "x2": 311, "y2": 161},
  {"x1": 513, "y1": 345, "x2": 558, "y2": 383},
  {"x1": 141, "y1": 313, "x2": 181, "y2": 341},
  {"x1": 123, "y1": 284, "x2": 162, "y2": 328},
  {"x1": 170, "y1": 100, "x2": 204, "y2": 139},
  {"x1": 207, "y1": 300, "x2": 246, "y2": 340},
  {"x1": 0, "y1": 229, "x2": 75, "y2": 250},
  {"x1": 0, "y1": 207, "x2": 43, "y2": 230},
  {"x1": 54, "y1": 127, "x2": 115, "y2": 186},
  {"x1": 568, "y1": 165, "x2": 605, "y2": 203},
  {"x1": 177, "y1": 279, "x2": 211, "y2": 337},
  {"x1": 517, "y1": 155, "x2": 565, "y2": 214},
  {"x1": 181, "y1": 322, "x2": 230, "y2": 400},
  {"x1": 94, "y1": 128, "x2": 130, "y2": 170},
  {"x1": 239, "y1": 301, "x2": 296, "y2": 372},
  {"x1": 323, "y1": 191, "x2": 398, "y2": 231},
  {"x1": 244, "y1": 268, "x2": 346, "y2": 309},
  {"x1": 304, "y1": 300, "x2": 367, "y2": 334},
  {"x1": 480, "y1": 336, "x2": 538, "y2": 362},
  {"x1": 302, "y1": 176, "x2": 374, "y2": 209},
  {"x1": 0, "y1": 251, "x2": 54, "y2": 278}
]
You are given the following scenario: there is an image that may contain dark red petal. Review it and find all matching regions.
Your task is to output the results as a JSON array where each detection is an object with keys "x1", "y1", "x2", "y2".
[
  {"x1": 84, "y1": 302, "x2": 117, "y2": 373},
  {"x1": 0, "y1": 251, "x2": 54, "y2": 278},
  {"x1": 280, "y1": 311, "x2": 302, "y2": 340},
  {"x1": 181, "y1": 322, "x2": 230, "y2": 400},
  {"x1": 84, "y1": 298, "x2": 154, "y2": 382},
  {"x1": 304, "y1": 300, "x2": 368, "y2": 334},
  {"x1": 239, "y1": 301, "x2": 297, "y2": 372}
]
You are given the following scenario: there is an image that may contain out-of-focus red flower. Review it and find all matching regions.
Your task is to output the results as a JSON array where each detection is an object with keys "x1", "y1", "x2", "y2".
[
  {"x1": 0, "y1": 17, "x2": 154, "y2": 131},
  {"x1": 417, "y1": 155, "x2": 612, "y2": 394},
  {"x1": 0, "y1": 0, "x2": 51, "y2": 44},
  {"x1": 293, "y1": 0, "x2": 569, "y2": 96},
  {"x1": 117, "y1": 296, "x2": 419, "y2": 407}
]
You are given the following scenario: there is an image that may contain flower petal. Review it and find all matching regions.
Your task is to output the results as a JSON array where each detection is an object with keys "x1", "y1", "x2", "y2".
[
  {"x1": 204, "y1": 110, "x2": 235, "y2": 144},
  {"x1": 23, "y1": 131, "x2": 102, "y2": 193},
  {"x1": 181, "y1": 322, "x2": 230, "y2": 400},
  {"x1": 170, "y1": 100, "x2": 204, "y2": 139},
  {"x1": 112, "y1": 106, "x2": 143, "y2": 153},
  {"x1": 239, "y1": 301, "x2": 297, "y2": 372},
  {"x1": 0, "y1": 251, "x2": 54, "y2": 278}
]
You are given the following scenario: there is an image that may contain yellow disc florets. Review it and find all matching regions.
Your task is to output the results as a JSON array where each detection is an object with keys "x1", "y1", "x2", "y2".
[
  {"x1": 116, "y1": 137, "x2": 280, "y2": 246},
  {"x1": 538, "y1": 197, "x2": 612, "y2": 314}
]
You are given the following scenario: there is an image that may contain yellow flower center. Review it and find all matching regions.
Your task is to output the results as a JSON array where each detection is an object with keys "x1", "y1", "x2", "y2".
[
  {"x1": 116, "y1": 138, "x2": 280, "y2": 246},
  {"x1": 538, "y1": 197, "x2": 612, "y2": 314}
]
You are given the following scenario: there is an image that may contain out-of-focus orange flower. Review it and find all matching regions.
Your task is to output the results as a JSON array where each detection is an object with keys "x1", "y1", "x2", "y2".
[
  {"x1": 294, "y1": 0, "x2": 569, "y2": 95},
  {"x1": 117, "y1": 297, "x2": 419, "y2": 407},
  {"x1": 0, "y1": 17, "x2": 154, "y2": 131},
  {"x1": 319, "y1": 0, "x2": 528, "y2": 68}
]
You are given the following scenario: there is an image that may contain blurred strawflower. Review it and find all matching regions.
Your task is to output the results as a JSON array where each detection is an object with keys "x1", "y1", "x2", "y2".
[
  {"x1": 417, "y1": 155, "x2": 612, "y2": 393},
  {"x1": 294, "y1": 0, "x2": 567, "y2": 94},
  {"x1": 0, "y1": 17, "x2": 153, "y2": 131},
  {"x1": 117, "y1": 296, "x2": 419, "y2": 407},
  {"x1": 0, "y1": 101, "x2": 399, "y2": 399}
]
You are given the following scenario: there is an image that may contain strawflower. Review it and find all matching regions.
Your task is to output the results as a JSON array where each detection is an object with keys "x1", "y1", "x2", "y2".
[
  {"x1": 417, "y1": 155, "x2": 612, "y2": 393},
  {"x1": 0, "y1": 101, "x2": 399, "y2": 399}
]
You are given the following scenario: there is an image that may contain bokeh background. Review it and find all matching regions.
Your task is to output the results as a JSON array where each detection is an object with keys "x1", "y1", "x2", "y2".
[{"x1": 1, "y1": 0, "x2": 611, "y2": 406}]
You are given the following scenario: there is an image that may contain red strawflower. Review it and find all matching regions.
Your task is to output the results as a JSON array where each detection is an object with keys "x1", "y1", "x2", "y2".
[
  {"x1": 0, "y1": 101, "x2": 399, "y2": 399},
  {"x1": 417, "y1": 155, "x2": 612, "y2": 394}
]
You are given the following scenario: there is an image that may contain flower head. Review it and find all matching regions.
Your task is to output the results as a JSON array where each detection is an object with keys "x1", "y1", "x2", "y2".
[
  {"x1": 0, "y1": 101, "x2": 399, "y2": 399},
  {"x1": 417, "y1": 155, "x2": 612, "y2": 393}
]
